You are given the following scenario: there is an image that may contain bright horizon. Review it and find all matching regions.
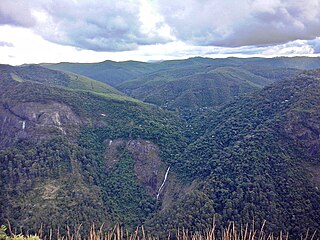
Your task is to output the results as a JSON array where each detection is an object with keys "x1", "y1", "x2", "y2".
[{"x1": 1, "y1": 0, "x2": 320, "y2": 65}]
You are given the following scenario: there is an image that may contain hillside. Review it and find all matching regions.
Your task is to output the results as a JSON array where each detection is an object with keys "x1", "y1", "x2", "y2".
[
  {"x1": 44, "y1": 58, "x2": 219, "y2": 87},
  {"x1": 0, "y1": 64, "x2": 121, "y2": 96},
  {"x1": 0, "y1": 77, "x2": 187, "y2": 233},
  {"x1": 1, "y1": 63, "x2": 320, "y2": 239},
  {"x1": 45, "y1": 57, "x2": 304, "y2": 111},
  {"x1": 118, "y1": 66, "x2": 300, "y2": 110},
  {"x1": 44, "y1": 57, "x2": 320, "y2": 88},
  {"x1": 146, "y1": 70, "x2": 320, "y2": 238},
  {"x1": 44, "y1": 60, "x2": 154, "y2": 87}
]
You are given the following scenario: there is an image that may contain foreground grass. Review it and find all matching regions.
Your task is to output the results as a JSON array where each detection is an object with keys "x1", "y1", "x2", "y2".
[{"x1": 0, "y1": 222, "x2": 317, "y2": 240}]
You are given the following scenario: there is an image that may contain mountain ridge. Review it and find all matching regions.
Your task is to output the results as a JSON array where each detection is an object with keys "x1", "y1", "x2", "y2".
[
  {"x1": 1, "y1": 60, "x2": 320, "y2": 238},
  {"x1": 0, "y1": 64, "x2": 123, "y2": 96},
  {"x1": 146, "y1": 70, "x2": 320, "y2": 238}
]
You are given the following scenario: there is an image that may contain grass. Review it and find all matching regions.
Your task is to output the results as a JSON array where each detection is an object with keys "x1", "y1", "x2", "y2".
[
  {"x1": 65, "y1": 73, "x2": 123, "y2": 96},
  {"x1": 1, "y1": 221, "x2": 317, "y2": 240},
  {"x1": 10, "y1": 73, "x2": 24, "y2": 83}
]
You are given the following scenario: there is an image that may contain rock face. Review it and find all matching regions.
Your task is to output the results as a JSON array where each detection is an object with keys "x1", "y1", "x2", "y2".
[
  {"x1": 0, "y1": 101, "x2": 82, "y2": 148},
  {"x1": 285, "y1": 109, "x2": 320, "y2": 157},
  {"x1": 283, "y1": 71, "x2": 320, "y2": 158},
  {"x1": 127, "y1": 140, "x2": 166, "y2": 196},
  {"x1": 0, "y1": 72, "x2": 188, "y2": 233},
  {"x1": 105, "y1": 139, "x2": 167, "y2": 197},
  {"x1": 105, "y1": 139, "x2": 127, "y2": 170}
]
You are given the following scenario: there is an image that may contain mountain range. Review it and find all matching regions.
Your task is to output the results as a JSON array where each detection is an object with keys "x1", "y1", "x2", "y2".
[{"x1": 1, "y1": 57, "x2": 320, "y2": 238}]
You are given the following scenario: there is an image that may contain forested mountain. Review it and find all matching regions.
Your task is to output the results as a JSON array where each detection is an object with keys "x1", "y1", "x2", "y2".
[
  {"x1": 118, "y1": 66, "x2": 299, "y2": 110},
  {"x1": 0, "y1": 75, "x2": 186, "y2": 233},
  {"x1": 146, "y1": 70, "x2": 320, "y2": 238},
  {"x1": 46, "y1": 57, "x2": 317, "y2": 111},
  {"x1": 44, "y1": 60, "x2": 154, "y2": 87},
  {"x1": 0, "y1": 64, "x2": 121, "y2": 96},
  {"x1": 45, "y1": 57, "x2": 320, "y2": 88},
  {"x1": 1, "y1": 59, "x2": 320, "y2": 239}
]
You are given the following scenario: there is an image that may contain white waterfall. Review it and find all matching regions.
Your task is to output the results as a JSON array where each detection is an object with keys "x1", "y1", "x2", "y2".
[{"x1": 156, "y1": 166, "x2": 170, "y2": 200}]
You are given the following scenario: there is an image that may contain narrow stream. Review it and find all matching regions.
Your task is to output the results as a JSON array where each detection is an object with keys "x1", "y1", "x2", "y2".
[{"x1": 156, "y1": 166, "x2": 170, "y2": 200}]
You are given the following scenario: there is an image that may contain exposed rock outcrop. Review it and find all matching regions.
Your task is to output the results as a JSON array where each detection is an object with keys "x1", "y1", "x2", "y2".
[
  {"x1": 0, "y1": 101, "x2": 82, "y2": 148},
  {"x1": 127, "y1": 140, "x2": 166, "y2": 196},
  {"x1": 105, "y1": 139, "x2": 167, "y2": 196},
  {"x1": 284, "y1": 109, "x2": 320, "y2": 157},
  {"x1": 104, "y1": 138, "x2": 191, "y2": 209}
]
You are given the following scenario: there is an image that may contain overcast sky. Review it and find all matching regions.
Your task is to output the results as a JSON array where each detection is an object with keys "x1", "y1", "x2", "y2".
[{"x1": 0, "y1": 0, "x2": 320, "y2": 65}]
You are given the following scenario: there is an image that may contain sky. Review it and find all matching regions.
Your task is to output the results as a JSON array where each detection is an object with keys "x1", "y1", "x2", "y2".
[{"x1": 0, "y1": 0, "x2": 320, "y2": 65}]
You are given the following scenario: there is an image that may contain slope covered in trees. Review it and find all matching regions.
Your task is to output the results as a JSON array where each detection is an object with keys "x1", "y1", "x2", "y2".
[
  {"x1": 1, "y1": 60, "x2": 320, "y2": 239},
  {"x1": 46, "y1": 57, "x2": 307, "y2": 110},
  {"x1": 45, "y1": 57, "x2": 320, "y2": 88},
  {"x1": 146, "y1": 70, "x2": 320, "y2": 238},
  {"x1": 118, "y1": 66, "x2": 296, "y2": 110},
  {"x1": 0, "y1": 64, "x2": 121, "y2": 96},
  {"x1": 0, "y1": 76, "x2": 186, "y2": 233}
]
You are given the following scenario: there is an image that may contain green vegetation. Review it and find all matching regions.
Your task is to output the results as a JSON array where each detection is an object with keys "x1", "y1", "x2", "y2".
[
  {"x1": 0, "y1": 137, "x2": 109, "y2": 233},
  {"x1": 45, "y1": 56, "x2": 320, "y2": 88},
  {"x1": 146, "y1": 71, "x2": 320, "y2": 238},
  {"x1": 0, "y1": 225, "x2": 40, "y2": 240},
  {"x1": 45, "y1": 60, "x2": 154, "y2": 87},
  {"x1": 0, "y1": 64, "x2": 121, "y2": 96},
  {"x1": 0, "y1": 222, "x2": 316, "y2": 240},
  {"x1": 0, "y1": 78, "x2": 186, "y2": 234},
  {"x1": 1, "y1": 60, "x2": 320, "y2": 239},
  {"x1": 103, "y1": 151, "x2": 157, "y2": 227},
  {"x1": 44, "y1": 57, "x2": 308, "y2": 112},
  {"x1": 118, "y1": 66, "x2": 272, "y2": 110}
]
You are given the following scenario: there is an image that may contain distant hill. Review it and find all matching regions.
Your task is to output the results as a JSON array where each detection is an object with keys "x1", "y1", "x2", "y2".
[
  {"x1": 44, "y1": 60, "x2": 154, "y2": 87},
  {"x1": 46, "y1": 57, "x2": 320, "y2": 111},
  {"x1": 118, "y1": 65, "x2": 300, "y2": 110},
  {"x1": 2, "y1": 60, "x2": 320, "y2": 239},
  {"x1": 44, "y1": 57, "x2": 320, "y2": 88},
  {"x1": 0, "y1": 64, "x2": 122, "y2": 96}
]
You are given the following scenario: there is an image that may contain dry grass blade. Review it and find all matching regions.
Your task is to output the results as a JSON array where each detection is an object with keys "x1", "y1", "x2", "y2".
[{"x1": 2, "y1": 221, "x2": 318, "y2": 240}]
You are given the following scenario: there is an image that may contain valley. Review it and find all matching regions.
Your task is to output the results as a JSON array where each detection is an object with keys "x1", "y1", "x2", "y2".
[{"x1": 1, "y1": 57, "x2": 320, "y2": 238}]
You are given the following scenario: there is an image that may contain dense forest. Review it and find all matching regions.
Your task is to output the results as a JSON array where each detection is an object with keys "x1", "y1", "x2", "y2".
[{"x1": 1, "y1": 58, "x2": 320, "y2": 238}]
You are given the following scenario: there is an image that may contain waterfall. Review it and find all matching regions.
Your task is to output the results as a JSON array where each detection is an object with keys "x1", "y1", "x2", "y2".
[{"x1": 156, "y1": 166, "x2": 170, "y2": 200}]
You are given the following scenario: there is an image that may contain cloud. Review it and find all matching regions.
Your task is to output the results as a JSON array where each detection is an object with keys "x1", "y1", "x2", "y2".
[
  {"x1": 307, "y1": 38, "x2": 320, "y2": 53},
  {"x1": 261, "y1": 40, "x2": 314, "y2": 55},
  {"x1": 155, "y1": 0, "x2": 320, "y2": 47},
  {"x1": 0, "y1": 0, "x2": 171, "y2": 51},
  {"x1": 1, "y1": 0, "x2": 320, "y2": 54},
  {"x1": 0, "y1": 0, "x2": 37, "y2": 27},
  {"x1": 0, "y1": 41, "x2": 14, "y2": 47}
]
